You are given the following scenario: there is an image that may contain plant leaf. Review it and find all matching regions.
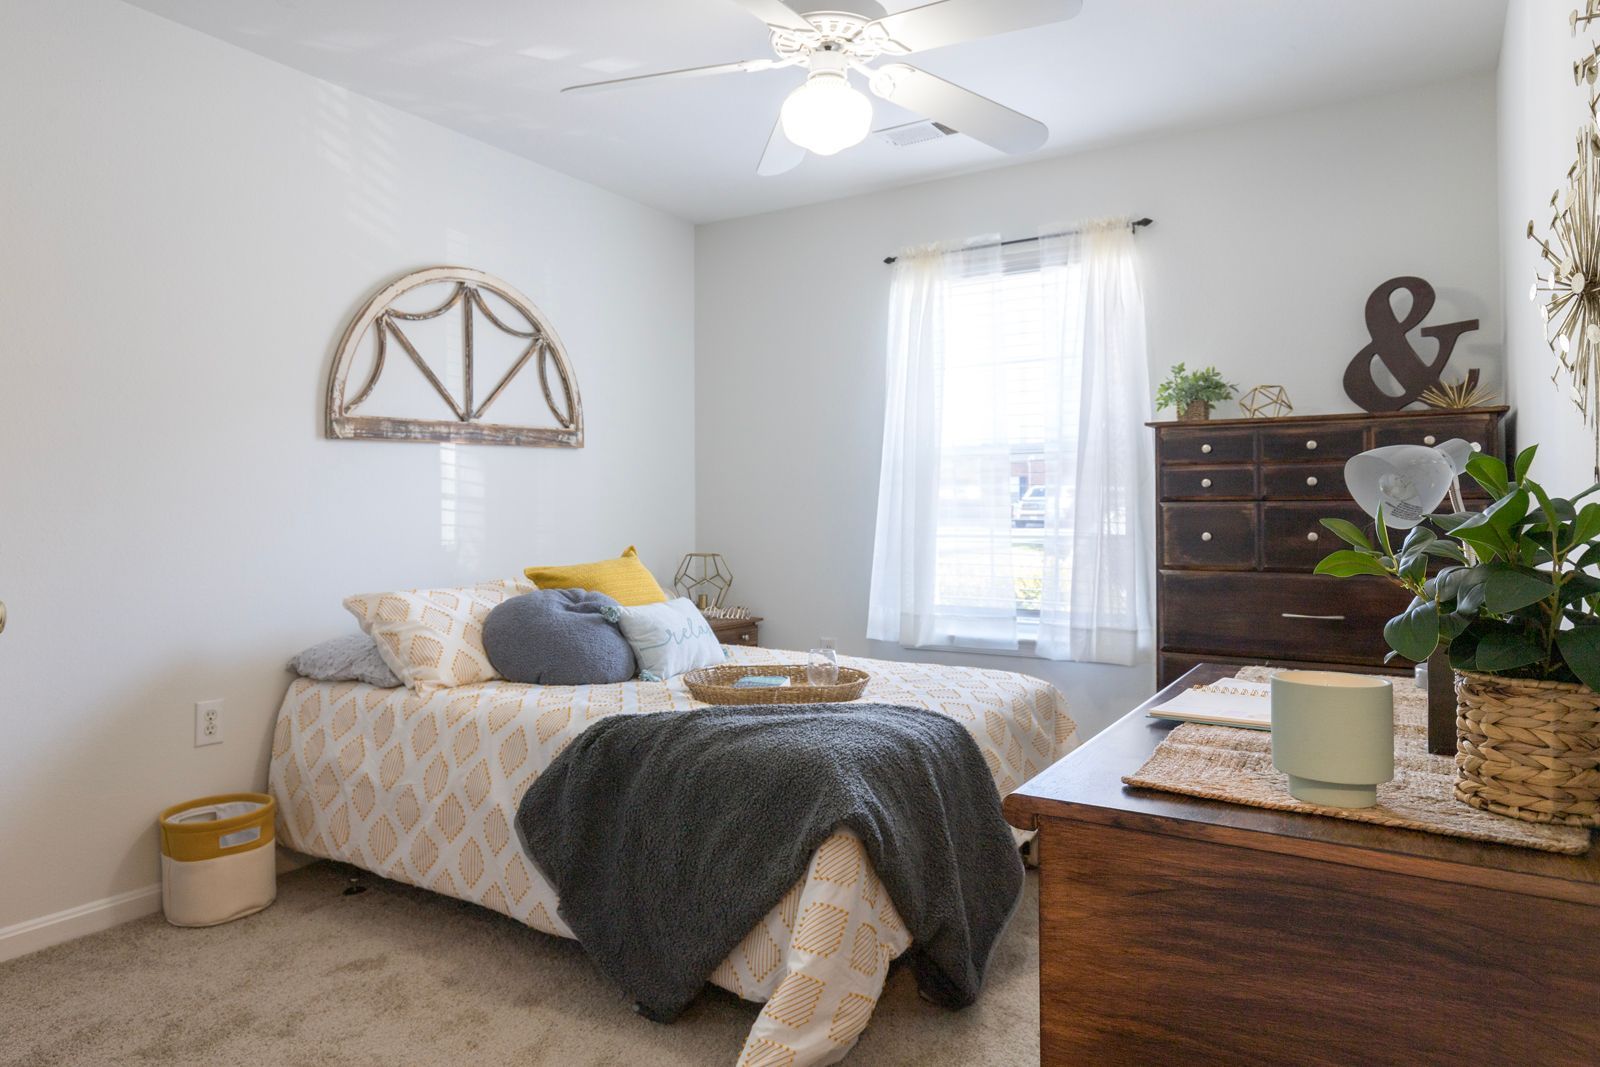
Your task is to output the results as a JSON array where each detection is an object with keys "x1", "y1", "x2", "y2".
[
  {"x1": 1374, "y1": 506, "x2": 1395, "y2": 556},
  {"x1": 1558, "y1": 626, "x2": 1600, "y2": 691},
  {"x1": 1383, "y1": 597, "x2": 1439, "y2": 662},
  {"x1": 1481, "y1": 567, "x2": 1558, "y2": 613},
  {"x1": 1319, "y1": 517, "x2": 1374, "y2": 551},
  {"x1": 1449, "y1": 628, "x2": 1480, "y2": 670},
  {"x1": 1466, "y1": 453, "x2": 1509, "y2": 498},
  {"x1": 1314, "y1": 550, "x2": 1390, "y2": 578},
  {"x1": 1571, "y1": 502, "x2": 1600, "y2": 550},
  {"x1": 1472, "y1": 629, "x2": 1545, "y2": 672},
  {"x1": 1513, "y1": 444, "x2": 1538, "y2": 483},
  {"x1": 1456, "y1": 570, "x2": 1490, "y2": 614},
  {"x1": 1420, "y1": 540, "x2": 1467, "y2": 564},
  {"x1": 1438, "y1": 610, "x2": 1472, "y2": 640}
]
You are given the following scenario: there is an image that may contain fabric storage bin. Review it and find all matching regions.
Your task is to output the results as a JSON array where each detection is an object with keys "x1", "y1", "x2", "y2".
[{"x1": 158, "y1": 793, "x2": 277, "y2": 927}]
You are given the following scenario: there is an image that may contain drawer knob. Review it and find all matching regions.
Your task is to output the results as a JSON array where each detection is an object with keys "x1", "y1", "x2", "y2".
[
  {"x1": 1201, "y1": 532, "x2": 1213, "y2": 542},
  {"x1": 1200, "y1": 477, "x2": 1213, "y2": 488},
  {"x1": 1307, "y1": 531, "x2": 1319, "y2": 542},
  {"x1": 1305, "y1": 439, "x2": 1318, "y2": 450},
  {"x1": 1423, "y1": 434, "x2": 1437, "y2": 446},
  {"x1": 1201, "y1": 443, "x2": 1213, "y2": 454},
  {"x1": 1306, "y1": 475, "x2": 1319, "y2": 487}
]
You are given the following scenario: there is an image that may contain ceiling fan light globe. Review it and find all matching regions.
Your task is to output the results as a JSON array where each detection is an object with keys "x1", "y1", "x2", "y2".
[{"x1": 780, "y1": 72, "x2": 872, "y2": 156}]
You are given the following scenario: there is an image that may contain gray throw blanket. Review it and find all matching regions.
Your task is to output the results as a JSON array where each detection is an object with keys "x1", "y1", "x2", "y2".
[{"x1": 516, "y1": 702, "x2": 1023, "y2": 1023}]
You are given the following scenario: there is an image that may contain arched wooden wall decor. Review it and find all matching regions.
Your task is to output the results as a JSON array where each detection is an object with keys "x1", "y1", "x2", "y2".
[{"x1": 326, "y1": 266, "x2": 583, "y2": 447}]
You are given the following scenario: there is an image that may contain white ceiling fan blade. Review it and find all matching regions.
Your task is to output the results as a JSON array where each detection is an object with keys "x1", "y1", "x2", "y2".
[
  {"x1": 870, "y1": 64, "x2": 1046, "y2": 154},
  {"x1": 757, "y1": 118, "x2": 807, "y2": 176},
  {"x1": 727, "y1": 0, "x2": 817, "y2": 34},
  {"x1": 563, "y1": 58, "x2": 779, "y2": 95},
  {"x1": 869, "y1": 0, "x2": 1082, "y2": 53}
]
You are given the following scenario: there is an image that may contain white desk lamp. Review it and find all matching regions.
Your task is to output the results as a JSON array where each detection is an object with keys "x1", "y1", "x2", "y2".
[
  {"x1": 1344, "y1": 438, "x2": 1477, "y2": 531},
  {"x1": 1341, "y1": 436, "x2": 1480, "y2": 756}
]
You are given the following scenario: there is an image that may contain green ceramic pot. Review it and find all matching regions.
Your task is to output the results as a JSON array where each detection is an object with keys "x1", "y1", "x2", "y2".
[{"x1": 1270, "y1": 670, "x2": 1395, "y2": 809}]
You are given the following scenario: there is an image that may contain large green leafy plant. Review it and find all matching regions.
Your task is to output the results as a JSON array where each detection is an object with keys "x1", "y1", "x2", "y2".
[
  {"x1": 1314, "y1": 446, "x2": 1600, "y2": 690},
  {"x1": 1154, "y1": 362, "x2": 1236, "y2": 413}
]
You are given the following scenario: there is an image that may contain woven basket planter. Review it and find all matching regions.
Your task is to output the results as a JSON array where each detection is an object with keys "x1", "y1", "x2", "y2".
[
  {"x1": 1454, "y1": 671, "x2": 1600, "y2": 828},
  {"x1": 1179, "y1": 399, "x2": 1211, "y2": 421}
]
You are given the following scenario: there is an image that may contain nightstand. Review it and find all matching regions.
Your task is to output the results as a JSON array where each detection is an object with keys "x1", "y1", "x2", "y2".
[{"x1": 706, "y1": 614, "x2": 762, "y2": 648}]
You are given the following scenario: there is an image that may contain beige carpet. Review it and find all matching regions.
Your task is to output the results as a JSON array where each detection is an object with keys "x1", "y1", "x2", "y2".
[{"x1": 1, "y1": 862, "x2": 1040, "y2": 1066}]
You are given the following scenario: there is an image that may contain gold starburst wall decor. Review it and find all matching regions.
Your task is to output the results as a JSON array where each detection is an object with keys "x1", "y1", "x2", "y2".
[
  {"x1": 1529, "y1": 97, "x2": 1600, "y2": 459},
  {"x1": 1238, "y1": 384, "x2": 1293, "y2": 419},
  {"x1": 1419, "y1": 369, "x2": 1498, "y2": 410}
]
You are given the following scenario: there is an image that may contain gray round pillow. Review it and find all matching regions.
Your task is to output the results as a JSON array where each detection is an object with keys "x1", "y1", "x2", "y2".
[{"x1": 484, "y1": 589, "x2": 637, "y2": 685}]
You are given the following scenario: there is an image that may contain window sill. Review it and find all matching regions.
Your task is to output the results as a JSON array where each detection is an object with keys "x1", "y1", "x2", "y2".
[{"x1": 904, "y1": 637, "x2": 1041, "y2": 660}]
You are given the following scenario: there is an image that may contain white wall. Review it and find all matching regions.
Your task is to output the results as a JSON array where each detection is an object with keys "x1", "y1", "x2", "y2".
[
  {"x1": 0, "y1": 0, "x2": 695, "y2": 937},
  {"x1": 696, "y1": 76, "x2": 1501, "y2": 739},
  {"x1": 1500, "y1": 0, "x2": 1599, "y2": 493}
]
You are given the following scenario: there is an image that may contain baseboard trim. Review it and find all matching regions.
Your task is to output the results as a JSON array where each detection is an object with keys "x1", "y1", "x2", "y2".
[{"x1": 0, "y1": 883, "x2": 162, "y2": 963}]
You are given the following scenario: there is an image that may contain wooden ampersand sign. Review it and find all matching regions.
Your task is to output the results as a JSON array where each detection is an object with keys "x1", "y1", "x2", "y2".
[{"x1": 1343, "y1": 276, "x2": 1479, "y2": 412}]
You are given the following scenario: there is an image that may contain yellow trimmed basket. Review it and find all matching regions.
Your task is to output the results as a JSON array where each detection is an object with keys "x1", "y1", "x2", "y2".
[
  {"x1": 1454, "y1": 671, "x2": 1600, "y2": 828},
  {"x1": 684, "y1": 664, "x2": 869, "y2": 706}
]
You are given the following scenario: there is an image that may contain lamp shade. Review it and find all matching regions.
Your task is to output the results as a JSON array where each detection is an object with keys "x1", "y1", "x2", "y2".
[
  {"x1": 1344, "y1": 438, "x2": 1474, "y2": 529},
  {"x1": 780, "y1": 71, "x2": 872, "y2": 156}
]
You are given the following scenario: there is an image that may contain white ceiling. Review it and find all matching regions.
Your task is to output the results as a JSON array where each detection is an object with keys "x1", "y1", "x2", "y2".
[{"x1": 123, "y1": 0, "x2": 1507, "y2": 223}]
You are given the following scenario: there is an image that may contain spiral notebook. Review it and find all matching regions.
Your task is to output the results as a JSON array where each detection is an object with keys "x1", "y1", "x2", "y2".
[{"x1": 1147, "y1": 679, "x2": 1272, "y2": 730}]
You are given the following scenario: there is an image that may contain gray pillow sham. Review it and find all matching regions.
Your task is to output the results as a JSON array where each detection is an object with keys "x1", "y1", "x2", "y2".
[
  {"x1": 288, "y1": 633, "x2": 402, "y2": 688},
  {"x1": 484, "y1": 588, "x2": 637, "y2": 686}
]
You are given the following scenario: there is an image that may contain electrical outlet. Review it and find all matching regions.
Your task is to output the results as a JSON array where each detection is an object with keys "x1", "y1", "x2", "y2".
[{"x1": 195, "y1": 700, "x2": 223, "y2": 747}]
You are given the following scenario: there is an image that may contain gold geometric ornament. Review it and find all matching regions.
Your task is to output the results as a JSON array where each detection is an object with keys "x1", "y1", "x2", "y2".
[
  {"x1": 674, "y1": 553, "x2": 734, "y2": 609},
  {"x1": 327, "y1": 266, "x2": 582, "y2": 447},
  {"x1": 1238, "y1": 384, "x2": 1293, "y2": 419}
]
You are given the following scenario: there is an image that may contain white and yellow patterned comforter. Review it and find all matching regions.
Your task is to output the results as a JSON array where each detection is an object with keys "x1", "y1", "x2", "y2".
[{"x1": 269, "y1": 647, "x2": 1075, "y2": 1066}]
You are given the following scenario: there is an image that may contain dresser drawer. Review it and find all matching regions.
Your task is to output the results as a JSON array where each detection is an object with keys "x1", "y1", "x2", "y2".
[
  {"x1": 1371, "y1": 415, "x2": 1497, "y2": 453},
  {"x1": 1161, "y1": 465, "x2": 1256, "y2": 500},
  {"x1": 1159, "y1": 571, "x2": 1410, "y2": 664},
  {"x1": 1261, "y1": 462, "x2": 1348, "y2": 499},
  {"x1": 1259, "y1": 424, "x2": 1366, "y2": 462},
  {"x1": 1161, "y1": 504, "x2": 1257, "y2": 569},
  {"x1": 1262, "y1": 503, "x2": 1373, "y2": 572},
  {"x1": 1160, "y1": 427, "x2": 1254, "y2": 465}
]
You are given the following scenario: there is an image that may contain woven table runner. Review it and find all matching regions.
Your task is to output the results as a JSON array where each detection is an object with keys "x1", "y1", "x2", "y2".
[{"x1": 1123, "y1": 666, "x2": 1593, "y2": 855}]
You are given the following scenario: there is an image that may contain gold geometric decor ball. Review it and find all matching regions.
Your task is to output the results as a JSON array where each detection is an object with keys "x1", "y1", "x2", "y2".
[
  {"x1": 1239, "y1": 384, "x2": 1293, "y2": 419},
  {"x1": 674, "y1": 552, "x2": 734, "y2": 610}
]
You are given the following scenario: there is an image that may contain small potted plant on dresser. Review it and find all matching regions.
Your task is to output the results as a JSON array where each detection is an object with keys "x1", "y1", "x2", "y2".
[
  {"x1": 1313, "y1": 445, "x2": 1600, "y2": 827},
  {"x1": 1154, "y1": 363, "x2": 1237, "y2": 421}
]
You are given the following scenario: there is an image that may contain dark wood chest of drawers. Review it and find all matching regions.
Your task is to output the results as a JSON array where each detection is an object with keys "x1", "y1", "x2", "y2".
[{"x1": 1150, "y1": 407, "x2": 1507, "y2": 687}]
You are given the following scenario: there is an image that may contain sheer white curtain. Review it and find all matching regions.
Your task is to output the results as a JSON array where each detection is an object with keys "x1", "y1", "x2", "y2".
[{"x1": 866, "y1": 220, "x2": 1153, "y2": 665}]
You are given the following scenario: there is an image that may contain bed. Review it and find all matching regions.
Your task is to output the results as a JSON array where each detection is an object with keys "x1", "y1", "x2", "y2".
[{"x1": 269, "y1": 645, "x2": 1076, "y2": 1066}]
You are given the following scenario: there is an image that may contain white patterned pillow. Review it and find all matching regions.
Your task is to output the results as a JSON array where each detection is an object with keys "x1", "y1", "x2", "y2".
[
  {"x1": 343, "y1": 578, "x2": 534, "y2": 693},
  {"x1": 603, "y1": 597, "x2": 726, "y2": 681}
]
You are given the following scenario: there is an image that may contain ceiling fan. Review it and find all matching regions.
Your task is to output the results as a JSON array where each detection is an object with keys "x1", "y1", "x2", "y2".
[{"x1": 562, "y1": 0, "x2": 1083, "y2": 176}]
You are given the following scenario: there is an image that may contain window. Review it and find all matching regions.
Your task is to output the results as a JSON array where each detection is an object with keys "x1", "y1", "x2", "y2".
[
  {"x1": 937, "y1": 245, "x2": 1082, "y2": 632},
  {"x1": 868, "y1": 224, "x2": 1153, "y2": 665}
]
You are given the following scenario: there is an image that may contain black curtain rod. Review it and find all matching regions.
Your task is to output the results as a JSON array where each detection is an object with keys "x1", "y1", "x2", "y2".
[{"x1": 882, "y1": 217, "x2": 1153, "y2": 265}]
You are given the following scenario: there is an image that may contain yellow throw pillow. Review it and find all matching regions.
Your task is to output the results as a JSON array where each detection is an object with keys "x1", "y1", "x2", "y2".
[{"x1": 523, "y1": 546, "x2": 668, "y2": 607}]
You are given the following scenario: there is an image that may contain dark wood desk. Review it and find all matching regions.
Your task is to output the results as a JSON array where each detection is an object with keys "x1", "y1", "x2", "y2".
[{"x1": 1003, "y1": 664, "x2": 1600, "y2": 1066}]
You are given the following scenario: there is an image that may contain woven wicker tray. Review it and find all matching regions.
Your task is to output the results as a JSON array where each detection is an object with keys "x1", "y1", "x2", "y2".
[{"x1": 683, "y1": 664, "x2": 869, "y2": 705}]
